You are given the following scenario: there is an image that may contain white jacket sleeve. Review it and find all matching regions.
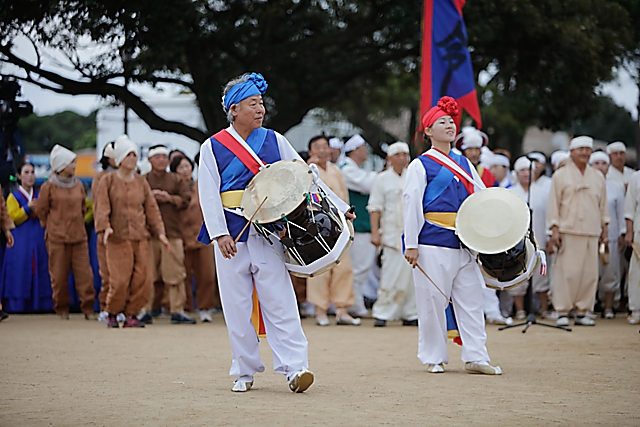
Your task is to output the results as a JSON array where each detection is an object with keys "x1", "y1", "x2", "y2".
[
  {"x1": 342, "y1": 159, "x2": 378, "y2": 194},
  {"x1": 403, "y1": 159, "x2": 426, "y2": 249},
  {"x1": 198, "y1": 139, "x2": 230, "y2": 240}
]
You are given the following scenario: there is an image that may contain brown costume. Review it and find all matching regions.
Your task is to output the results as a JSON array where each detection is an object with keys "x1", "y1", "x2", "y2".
[
  {"x1": 144, "y1": 170, "x2": 190, "y2": 314},
  {"x1": 95, "y1": 173, "x2": 165, "y2": 316},
  {"x1": 37, "y1": 180, "x2": 95, "y2": 315}
]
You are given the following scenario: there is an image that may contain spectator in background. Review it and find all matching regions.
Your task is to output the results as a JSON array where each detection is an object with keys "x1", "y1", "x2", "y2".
[
  {"x1": 139, "y1": 144, "x2": 195, "y2": 325},
  {"x1": 328, "y1": 136, "x2": 345, "y2": 165},
  {"x1": 368, "y1": 142, "x2": 417, "y2": 327},
  {"x1": 305, "y1": 135, "x2": 358, "y2": 326},
  {"x1": 455, "y1": 127, "x2": 498, "y2": 188},
  {"x1": 169, "y1": 149, "x2": 188, "y2": 162},
  {"x1": 624, "y1": 169, "x2": 640, "y2": 325},
  {"x1": 547, "y1": 136, "x2": 609, "y2": 327},
  {"x1": 606, "y1": 142, "x2": 634, "y2": 191},
  {"x1": 93, "y1": 142, "x2": 116, "y2": 322},
  {"x1": 170, "y1": 154, "x2": 221, "y2": 323},
  {"x1": 551, "y1": 151, "x2": 570, "y2": 172},
  {"x1": 0, "y1": 182, "x2": 15, "y2": 321},
  {"x1": 490, "y1": 153, "x2": 512, "y2": 188},
  {"x1": 37, "y1": 145, "x2": 95, "y2": 320},
  {"x1": 590, "y1": 151, "x2": 625, "y2": 319},
  {"x1": 340, "y1": 134, "x2": 379, "y2": 318},
  {"x1": 0, "y1": 163, "x2": 49, "y2": 313},
  {"x1": 507, "y1": 157, "x2": 557, "y2": 320},
  {"x1": 96, "y1": 135, "x2": 168, "y2": 328}
]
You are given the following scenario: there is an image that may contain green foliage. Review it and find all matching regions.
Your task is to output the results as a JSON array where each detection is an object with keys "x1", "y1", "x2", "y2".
[
  {"x1": 17, "y1": 111, "x2": 97, "y2": 152},
  {"x1": 570, "y1": 96, "x2": 636, "y2": 144}
]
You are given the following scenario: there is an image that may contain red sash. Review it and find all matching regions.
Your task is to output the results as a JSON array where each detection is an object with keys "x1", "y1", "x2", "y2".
[
  {"x1": 213, "y1": 129, "x2": 263, "y2": 174},
  {"x1": 424, "y1": 149, "x2": 477, "y2": 195}
]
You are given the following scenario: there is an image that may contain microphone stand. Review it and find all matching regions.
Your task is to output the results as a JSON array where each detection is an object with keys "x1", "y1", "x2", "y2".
[{"x1": 499, "y1": 159, "x2": 571, "y2": 333}]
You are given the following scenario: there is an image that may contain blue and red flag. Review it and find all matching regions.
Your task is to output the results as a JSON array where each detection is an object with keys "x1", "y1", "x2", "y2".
[{"x1": 420, "y1": 0, "x2": 481, "y2": 129}]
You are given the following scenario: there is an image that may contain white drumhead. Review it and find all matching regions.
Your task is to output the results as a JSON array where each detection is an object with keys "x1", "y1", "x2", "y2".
[
  {"x1": 456, "y1": 187, "x2": 530, "y2": 254},
  {"x1": 241, "y1": 159, "x2": 313, "y2": 223}
]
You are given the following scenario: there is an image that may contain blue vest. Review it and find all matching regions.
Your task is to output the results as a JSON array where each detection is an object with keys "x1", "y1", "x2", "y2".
[
  {"x1": 198, "y1": 128, "x2": 281, "y2": 243},
  {"x1": 417, "y1": 152, "x2": 473, "y2": 249}
]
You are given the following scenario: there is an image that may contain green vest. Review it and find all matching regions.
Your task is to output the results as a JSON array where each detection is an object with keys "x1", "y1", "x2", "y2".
[{"x1": 348, "y1": 190, "x2": 371, "y2": 233}]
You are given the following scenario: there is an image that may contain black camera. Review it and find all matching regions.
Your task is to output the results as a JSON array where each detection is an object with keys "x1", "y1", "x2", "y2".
[{"x1": 0, "y1": 77, "x2": 33, "y2": 125}]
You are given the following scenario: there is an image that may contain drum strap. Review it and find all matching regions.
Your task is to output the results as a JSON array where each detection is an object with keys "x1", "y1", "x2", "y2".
[
  {"x1": 423, "y1": 148, "x2": 486, "y2": 195},
  {"x1": 213, "y1": 128, "x2": 266, "y2": 175}
]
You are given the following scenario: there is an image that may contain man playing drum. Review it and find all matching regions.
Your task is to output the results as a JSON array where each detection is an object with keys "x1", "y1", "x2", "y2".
[
  {"x1": 403, "y1": 96, "x2": 501, "y2": 375},
  {"x1": 198, "y1": 73, "x2": 352, "y2": 393}
]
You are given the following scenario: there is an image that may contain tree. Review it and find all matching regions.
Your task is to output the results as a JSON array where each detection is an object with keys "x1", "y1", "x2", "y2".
[
  {"x1": 17, "y1": 111, "x2": 97, "y2": 152},
  {"x1": 0, "y1": 0, "x2": 636, "y2": 153},
  {"x1": 1, "y1": 0, "x2": 420, "y2": 143}
]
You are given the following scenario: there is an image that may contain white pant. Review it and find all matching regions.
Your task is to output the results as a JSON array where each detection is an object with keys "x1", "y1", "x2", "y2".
[
  {"x1": 482, "y1": 288, "x2": 503, "y2": 319},
  {"x1": 413, "y1": 245, "x2": 490, "y2": 365},
  {"x1": 627, "y1": 247, "x2": 640, "y2": 314},
  {"x1": 349, "y1": 232, "x2": 376, "y2": 315},
  {"x1": 214, "y1": 231, "x2": 309, "y2": 379},
  {"x1": 598, "y1": 239, "x2": 621, "y2": 294},
  {"x1": 372, "y1": 248, "x2": 417, "y2": 321}
]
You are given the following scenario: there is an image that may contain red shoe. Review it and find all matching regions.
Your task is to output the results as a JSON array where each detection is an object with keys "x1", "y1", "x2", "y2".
[
  {"x1": 107, "y1": 314, "x2": 119, "y2": 328},
  {"x1": 123, "y1": 316, "x2": 145, "y2": 328}
]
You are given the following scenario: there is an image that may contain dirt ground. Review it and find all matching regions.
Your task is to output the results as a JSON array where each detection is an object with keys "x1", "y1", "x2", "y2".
[{"x1": 0, "y1": 313, "x2": 639, "y2": 427}]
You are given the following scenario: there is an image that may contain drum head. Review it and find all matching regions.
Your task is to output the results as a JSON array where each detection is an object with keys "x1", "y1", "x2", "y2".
[
  {"x1": 241, "y1": 159, "x2": 313, "y2": 223},
  {"x1": 456, "y1": 187, "x2": 530, "y2": 255}
]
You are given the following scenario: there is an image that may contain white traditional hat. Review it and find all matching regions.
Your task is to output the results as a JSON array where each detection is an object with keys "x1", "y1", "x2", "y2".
[
  {"x1": 491, "y1": 154, "x2": 510, "y2": 168},
  {"x1": 606, "y1": 141, "x2": 626, "y2": 155},
  {"x1": 589, "y1": 151, "x2": 609, "y2": 165},
  {"x1": 527, "y1": 152, "x2": 546, "y2": 165},
  {"x1": 148, "y1": 145, "x2": 169, "y2": 158},
  {"x1": 387, "y1": 142, "x2": 409, "y2": 157},
  {"x1": 49, "y1": 145, "x2": 77, "y2": 173},
  {"x1": 480, "y1": 146, "x2": 494, "y2": 168},
  {"x1": 569, "y1": 136, "x2": 593, "y2": 150},
  {"x1": 514, "y1": 156, "x2": 532, "y2": 172},
  {"x1": 454, "y1": 126, "x2": 488, "y2": 151},
  {"x1": 103, "y1": 143, "x2": 115, "y2": 159},
  {"x1": 344, "y1": 134, "x2": 366, "y2": 153},
  {"x1": 114, "y1": 135, "x2": 139, "y2": 167},
  {"x1": 456, "y1": 187, "x2": 530, "y2": 254},
  {"x1": 328, "y1": 137, "x2": 343, "y2": 149},
  {"x1": 551, "y1": 151, "x2": 569, "y2": 168}
]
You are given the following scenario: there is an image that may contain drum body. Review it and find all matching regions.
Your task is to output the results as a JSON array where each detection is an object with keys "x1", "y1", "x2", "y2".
[{"x1": 241, "y1": 159, "x2": 354, "y2": 277}]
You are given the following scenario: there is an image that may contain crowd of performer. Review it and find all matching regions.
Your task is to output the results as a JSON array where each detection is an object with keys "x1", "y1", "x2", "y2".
[{"x1": 0, "y1": 126, "x2": 639, "y2": 330}]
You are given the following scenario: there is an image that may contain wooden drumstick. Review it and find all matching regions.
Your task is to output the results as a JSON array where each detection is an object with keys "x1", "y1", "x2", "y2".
[
  {"x1": 416, "y1": 263, "x2": 453, "y2": 304},
  {"x1": 234, "y1": 196, "x2": 268, "y2": 244}
]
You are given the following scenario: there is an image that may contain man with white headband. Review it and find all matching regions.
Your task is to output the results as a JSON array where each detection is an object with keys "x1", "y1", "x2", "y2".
[
  {"x1": 328, "y1": 136, "x2": 344, "y2": 165},
  {"x1": 551, "y1": 151, "x2": 569, "y2": 171},
  {"x1": 454, "y1": 127, "x2": 498, "y2": 188},
  {"x1": 547, "y1": 136, "x2": 609, "y2": 326},
  {"x1": 606, "y1": 141, "x2": 634, "y2": 191},
  {"x1": 507, "y1": 156, "x2": 557, "y2": 320},
  {"x1": 367, "y1": 142, "x2": 418, "y2": 327},
  {"x1": 623, "y1": 159, "x2": 640, "y2": 324},
  {"x1": 589, "y1": 151, "x2": 625, "y2": 320},
  {"x1": 489, "y1": 153, "x2": 511, "y2": 188},
  {"x1": 198, "y1": 72, "x2": 352, "y2": 393},
  {"x1": 340, "y1": 133, "x2": 379, "y2": 318},
  {"x1": 139, "y1": 144, "x2": 195, "y2": 325}
]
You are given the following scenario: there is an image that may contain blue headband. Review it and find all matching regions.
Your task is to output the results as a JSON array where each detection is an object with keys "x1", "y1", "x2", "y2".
[{"x1": 223, "y1": 73, "x2": 268, "y2": 111}]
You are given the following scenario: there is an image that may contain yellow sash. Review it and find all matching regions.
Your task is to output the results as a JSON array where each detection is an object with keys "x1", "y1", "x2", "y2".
[
  {"x1": 220, "y1": 190, "x2": 244, "y2": 209},
  {"x1": 424, "y1": 212, "x2": 457, "y2": 229}
]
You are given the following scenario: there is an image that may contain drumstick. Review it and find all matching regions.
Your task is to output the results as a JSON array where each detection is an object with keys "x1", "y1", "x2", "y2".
[
  {"x1": 234, "y1": 196, "x2": 268, "y2": 244},
  {"x1": 415, "y1": 263, "x2": 452, "y2": 304}
]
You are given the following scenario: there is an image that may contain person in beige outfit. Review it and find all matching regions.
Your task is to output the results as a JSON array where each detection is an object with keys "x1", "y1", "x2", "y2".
[
  {"x1": 547, "y1": 136, "x2": 609, "y2": 327},
  {"x1": 306, "y1": 135, "x2": 358, "y2": 326}
]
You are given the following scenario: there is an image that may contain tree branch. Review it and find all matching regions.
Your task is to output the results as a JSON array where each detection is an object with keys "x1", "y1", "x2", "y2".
[{"x1": 0, "y1": 48, "x2": 207, "y2": 142}]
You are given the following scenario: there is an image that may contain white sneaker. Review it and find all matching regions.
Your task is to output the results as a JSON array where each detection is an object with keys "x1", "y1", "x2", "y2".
[
  {"x1": 556, "y1": 316, "x2": 570, "y2": 327},
  {"x1": 116, "y1": 313, "x2": 126, "y2": 322},
  {"x1": 199, "y1": 310, "x2": 213, "y2": 323},
  {"x1": 426, "y1": 364, "x2": 444, "y2": 373},
  {"x1": 628, "y1": 315, "x2": 640, "y2": 325},
  {"x1": 541, "y1": 311, "x2": 559, "y2": 320},
  {"x1": 288, "y1": 368, "x2": 314, "y2": 393},
  {"x1": 316, "y1": 314, "x2": 330, "y2": 327},
  {"x1": 487, "y1": 316, "x2": 513, "y2": 325},
  {"x1": 231, "y1": 378, "x2": 254, "y2": 392},
  {"x1": 574, "y1": 316, "x2": 595, "y2": 326},
  {"x1": 604, "y1": 309, "x2": 614, "y2": 319},
  {"x1": 97, "y1": 311, "x2": 108, "y2": 323},
  {"x1": 515, "y1": 310, "x2": 527, "y2": 320},
  {"x1": 585, "y1": 311, "x2": 597, "y2": 320},
  {"x1": 465, "y1": 362, "x2": 502, "y2": 375}
]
